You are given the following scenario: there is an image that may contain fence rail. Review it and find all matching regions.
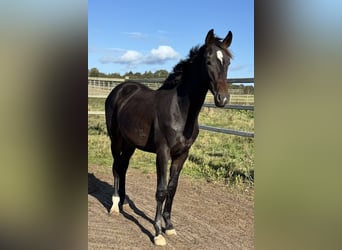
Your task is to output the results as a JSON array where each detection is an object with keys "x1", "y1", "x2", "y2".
[
  {"x1": 199, "y1": 125, "x2": 254, "y2": 138},
  {"x1": 88, "y1": 77, "x2": 254, "y2": 90},
  {"x1": 202, "y1": 103, "x2": 254, "y2": 111},
  {"x1": 88, "y1": 77, "x2": 254, "y2": 137}
]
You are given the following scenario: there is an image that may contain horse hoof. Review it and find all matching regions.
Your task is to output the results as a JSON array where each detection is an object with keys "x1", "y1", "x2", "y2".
[
  {"x1": 122, "y1": 197, "x2": 130, "y2": 207},
  {"x1": 109, "y1": 196, "x2": 120, "y2": 215},
  {"x1": 154, "y1": 234, "x2": 167, "y2": 246},
  {"x1": 165, "y1": 229, "x2": 177, "y2": 236},
  {"x1": 109, "y1": 206, "x2": 120, "y2": 215}
]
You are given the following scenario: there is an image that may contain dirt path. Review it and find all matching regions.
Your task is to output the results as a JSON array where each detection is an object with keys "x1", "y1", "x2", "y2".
[{"x1": 88, "y1": 165, "x2": 254, "y2": 249}]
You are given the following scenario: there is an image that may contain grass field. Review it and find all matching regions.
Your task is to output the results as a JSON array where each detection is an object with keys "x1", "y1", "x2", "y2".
[{"x1": 88, "y1": 97, "x2": 254, "y2": 187}]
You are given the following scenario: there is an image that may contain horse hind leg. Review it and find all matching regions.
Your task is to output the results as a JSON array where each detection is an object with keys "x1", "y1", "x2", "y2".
[
  {"x1": 117, "y1": 145, "x2": 135, "y2": 207},
  {"x1": 109, "y1": 142, "x2": 135, "y2": 215},
  {"x1": 109, "y1": 142, "x2": 121, "y2": 215},
  {"x1": 110, "y1": 170, "x2": 121, "y2": 214}
]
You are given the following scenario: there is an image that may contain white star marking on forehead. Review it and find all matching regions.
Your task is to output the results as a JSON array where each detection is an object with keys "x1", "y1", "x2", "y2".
[{"x1": 216, "y1": 50, "x2": 223, "y2": 65}]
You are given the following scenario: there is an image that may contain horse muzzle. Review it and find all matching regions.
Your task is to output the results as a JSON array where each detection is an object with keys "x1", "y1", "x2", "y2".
[{"x1": 214, "y1": 92, "x2": 229, "y2": 107}]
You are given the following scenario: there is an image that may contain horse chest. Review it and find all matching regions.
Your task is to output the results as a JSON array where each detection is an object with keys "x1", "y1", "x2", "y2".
[
  {"x1": 162, "y1": 110, "x2": 199, "y2": 155},
  {"x1": 165, "y1": 121, "x2": 198, "y2": 156}
]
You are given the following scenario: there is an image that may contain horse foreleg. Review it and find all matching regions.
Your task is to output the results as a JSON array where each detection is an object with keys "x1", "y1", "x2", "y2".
[
  {"x1": 153, "y1": 149, "x2": 169, "y2": 246},
  {"x1": 163, "y1": 150, "x2": 189, "y2": 236}
]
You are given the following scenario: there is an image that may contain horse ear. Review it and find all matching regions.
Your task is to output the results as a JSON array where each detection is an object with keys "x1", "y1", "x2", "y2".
[
  {"x1": 205, "y1": 29, "x2": 215, "y2": 45},
  {"x1": 222, "y1": 31, "x2": 233, "y2": 48}
]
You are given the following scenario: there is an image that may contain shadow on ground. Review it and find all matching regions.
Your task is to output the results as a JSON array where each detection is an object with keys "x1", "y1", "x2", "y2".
[{"x1": 88, "y1": 172, "x2": 155, "y2": 242}]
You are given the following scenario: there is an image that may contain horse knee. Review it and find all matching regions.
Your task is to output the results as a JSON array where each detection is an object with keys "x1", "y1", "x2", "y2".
[{"x1": 156, "y1": 189, "x2": 168, "y2": 202}]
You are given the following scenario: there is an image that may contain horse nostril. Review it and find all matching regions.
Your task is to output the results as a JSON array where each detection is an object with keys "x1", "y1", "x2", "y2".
[
  {"x1": 216, "y1": 93, "x2": 225, "y2": 103},
  {"x1": 217, "y1": 94, "x2": 222, "y2": 102},
  {"x1": 215, "y1": 93, "x2": 228, "y2": 107}
]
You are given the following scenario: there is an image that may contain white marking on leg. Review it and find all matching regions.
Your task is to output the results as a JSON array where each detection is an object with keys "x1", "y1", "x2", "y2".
[
  {"x1": 154, "y1": 234, "x2": 167, "y2": 246},
  {"x1": 165, "y1": 229, "x2": 177, "y2": 236},
  {"x1": 110, "y1": 196, "x2": 120, "y2": 214},
  {"x1": 216, "y1": 50, "x2": 223, "y2": 65}
]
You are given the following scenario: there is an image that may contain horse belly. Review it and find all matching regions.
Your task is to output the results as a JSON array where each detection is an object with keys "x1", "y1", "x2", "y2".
[
  {"x1": 132, "y1": 126, "x2": 153, "y2": 149},
  {"x1": 118, "y1": 110, "x2": 156, "y2": 151}
]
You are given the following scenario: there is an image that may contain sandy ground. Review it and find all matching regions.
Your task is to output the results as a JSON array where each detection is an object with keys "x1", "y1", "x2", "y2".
[{"x1": 88, "y1": 165, "x2": 254, "y2": 249}]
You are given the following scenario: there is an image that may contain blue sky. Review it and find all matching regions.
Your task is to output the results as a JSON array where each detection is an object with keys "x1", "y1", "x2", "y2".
[{"x1": 88, "y1": 0, "x2": 254, "y2": 78}]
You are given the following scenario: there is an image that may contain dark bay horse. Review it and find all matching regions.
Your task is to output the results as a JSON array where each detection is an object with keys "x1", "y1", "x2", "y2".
[{"x1": 105, "y1": 29, "x2": 233, "y2": 246}]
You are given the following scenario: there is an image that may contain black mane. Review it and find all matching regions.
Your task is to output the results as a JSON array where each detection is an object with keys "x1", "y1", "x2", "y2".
[
  {"x1": 159, "y1": 45, "x2": 204, "y2": 90},
  {"x1": 159, "y1": 36, "x2": 231, "y2": 90}
]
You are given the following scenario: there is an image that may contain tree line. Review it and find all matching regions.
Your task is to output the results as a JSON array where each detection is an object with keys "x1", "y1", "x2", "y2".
[
  {"x1": 88, "y1": 67, "x2": 254, "y2": 94},
  {"x1": 88, "y1": 67, "x2": 169, "y2": 79}
]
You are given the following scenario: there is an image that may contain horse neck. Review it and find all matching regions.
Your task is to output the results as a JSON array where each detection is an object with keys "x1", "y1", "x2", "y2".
[{"x1": 176, "y1": 66, "x2": 209, "y2": 126}]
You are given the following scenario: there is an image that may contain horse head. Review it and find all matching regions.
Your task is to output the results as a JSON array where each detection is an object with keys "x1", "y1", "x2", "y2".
[{"x1": 203, "y1": 29, "x2": 233, "y2": 107}]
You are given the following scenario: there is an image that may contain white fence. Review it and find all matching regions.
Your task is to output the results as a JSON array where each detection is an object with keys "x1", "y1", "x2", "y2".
[{"x1": 88, "y1": 77, "x2": 254, "y2": 137}]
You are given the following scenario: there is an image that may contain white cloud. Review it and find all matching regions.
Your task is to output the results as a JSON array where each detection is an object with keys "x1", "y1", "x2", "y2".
[
  {"x1": 120, "y1": 50, "x2": 143, "y2": 63},
  {"x1": 100, "y1": 45, "x2": 179, "y2": 66},
  {"x1": 150, "y1": 45, "x2": 179, "y2": 60},
  {"x1": 146, "y1": 45, "x2": 179, "y2": 63},
  {"x1": 100, "y1": 50, "x2": 143, "y2": 64}
]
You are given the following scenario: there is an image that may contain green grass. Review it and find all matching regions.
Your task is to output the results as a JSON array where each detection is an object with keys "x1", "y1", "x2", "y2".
[
  {"x1": 88, "y1": 97, "x2": 254, "y2": 187},
  {"x1": 88, "y1": 97, "x2": 106, "y2": 111}
]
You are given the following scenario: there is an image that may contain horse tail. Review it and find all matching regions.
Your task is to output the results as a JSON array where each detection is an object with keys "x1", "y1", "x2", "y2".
[{"x1": 105, "y1": 91, "x2": 115, "y2": 140}]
